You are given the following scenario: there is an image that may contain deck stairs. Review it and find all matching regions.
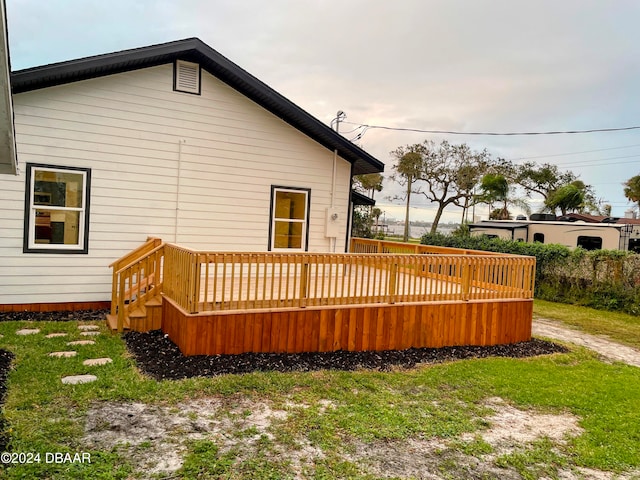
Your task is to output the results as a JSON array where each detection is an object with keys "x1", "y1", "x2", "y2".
[{"x1": 106, "y1": 237, "x2": 165, "y2": 332}]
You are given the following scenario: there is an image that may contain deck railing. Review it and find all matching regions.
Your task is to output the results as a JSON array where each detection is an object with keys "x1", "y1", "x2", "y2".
[
  {"x1": 350, "y1": 237, "x2": 505, "y2": 256},
  {"x1": 162, "y1": 242, "x2": 535, "y2": 314}
]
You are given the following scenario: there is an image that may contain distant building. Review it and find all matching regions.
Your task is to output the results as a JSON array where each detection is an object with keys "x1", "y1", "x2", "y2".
[{"x1": 469, "y1": 212, "x2": 640, "y2": 252}]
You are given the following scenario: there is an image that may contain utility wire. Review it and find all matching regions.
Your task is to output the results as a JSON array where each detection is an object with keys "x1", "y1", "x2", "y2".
[
  {"x1": 509, "y1": 143, "x2": 640, "y2": 161},
  {"x1": 340, "y1": 121, "x2": 640, "y2": 136}
]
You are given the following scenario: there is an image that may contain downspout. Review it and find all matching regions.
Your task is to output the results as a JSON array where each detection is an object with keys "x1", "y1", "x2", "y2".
[
  {"x1": 331, "y1": 149, "x2": 337, "y2": 252},
  {"x1": 174, "y1": 139, "x2": 185, "y2": 243},
  {"x1": 345, "y1": 162, "x2": 355, "y2": 252}
]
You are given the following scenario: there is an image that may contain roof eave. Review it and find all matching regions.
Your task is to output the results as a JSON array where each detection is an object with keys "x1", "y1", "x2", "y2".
[{"x1": 10, "y1": 38, "x2": 384, "y2": 176}]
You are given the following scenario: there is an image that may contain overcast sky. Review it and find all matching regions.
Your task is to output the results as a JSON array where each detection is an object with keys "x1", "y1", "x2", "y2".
[{"x1": 7, "y1": 0, "x2": 640, "y2": 225}]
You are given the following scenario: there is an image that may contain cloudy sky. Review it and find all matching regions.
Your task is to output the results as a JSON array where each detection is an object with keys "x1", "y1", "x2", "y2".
[{"x1": 7, "y1": 0, "x2": 640, "y2": 224}]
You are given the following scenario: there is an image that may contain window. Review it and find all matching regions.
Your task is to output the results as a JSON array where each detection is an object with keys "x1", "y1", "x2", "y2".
[
  {"x1": 533, "y1": 233, "x2": 545, "y2": 243},
  {"x1": 173, "y1": 60, "x2": 201, "y2": 95},
  {"x1": 577, "y1": 236, "x2": 602, "y2": 251},
  {"x1": 24, "y1": 164, "x2": 91, "y2": 253},
  {"x1": 269, "y1": 186, "x2": 310, "y2": 251}
]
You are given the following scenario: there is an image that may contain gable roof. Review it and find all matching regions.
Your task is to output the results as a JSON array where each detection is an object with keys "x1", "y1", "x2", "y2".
[{"x1": 10, "y1": 38, "x2": 384, "y2": 176}]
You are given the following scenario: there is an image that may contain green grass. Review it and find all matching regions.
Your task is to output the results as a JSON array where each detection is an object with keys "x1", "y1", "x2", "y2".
[
  {"x1": 1, "y1": 314, "x2": 639, "y2": 479},
  {"x1": 534, "y1": 299, "x2": 640, "y2": 349}
]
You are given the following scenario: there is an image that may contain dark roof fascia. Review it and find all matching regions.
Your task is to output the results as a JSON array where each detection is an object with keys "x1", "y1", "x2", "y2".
[
  {"x1": 469, "y1": 222, "x2": 529, "y2": 230},
  {"x1": 351, "y1": 190, "x2": 376, "y2": 206},
  {"x1": 10, "y1": 38, "x2": 384, "y2": 176}
]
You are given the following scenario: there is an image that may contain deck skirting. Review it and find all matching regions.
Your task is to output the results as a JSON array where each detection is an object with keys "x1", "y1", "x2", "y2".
[{"x1": 162, "y1": 297, "x2": 533, "y2": 356}]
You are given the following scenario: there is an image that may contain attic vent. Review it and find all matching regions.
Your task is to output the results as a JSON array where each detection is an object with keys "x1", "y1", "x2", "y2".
[{"x1": 174, "y1": 60, "x2": 201, "y2": 95}]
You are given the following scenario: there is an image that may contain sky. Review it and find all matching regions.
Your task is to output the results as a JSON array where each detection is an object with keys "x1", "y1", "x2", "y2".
[{"x1": 6, "y1": 0, "x2": 640, "y2": 224}]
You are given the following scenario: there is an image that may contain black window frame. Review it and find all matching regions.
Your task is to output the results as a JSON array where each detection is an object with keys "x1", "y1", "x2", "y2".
[
  {"x1": 23, "y1": 163, "x2": 91, "y2": 254},
  {"x1": 533, "y1": 233, "x2": 545, "y2": 243},
  {"x1": 576, "y1": 235, "x2": 603, "y2": 251}
]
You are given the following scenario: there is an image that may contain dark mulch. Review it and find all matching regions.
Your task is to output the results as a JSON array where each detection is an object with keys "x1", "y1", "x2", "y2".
[
  {"x1": 0, "y1": 309, "x2": 109, "y2": 322},
  {"x1": 0, "y1": 349, "x2": 15, "y2": 451},
  {"x1": 124, "y1": 329, "x2": 569, "y2": 381}
]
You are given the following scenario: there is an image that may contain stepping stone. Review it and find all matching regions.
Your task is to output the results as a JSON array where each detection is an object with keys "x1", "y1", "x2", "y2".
[
  {"x1": 67, "y1": 340, "x2": 96, "y2": 346},
  {"x1": 45, "y1": 333, "x2": 68, "y2": 338},
  {"x1": 83, "y1": 357, "x2": 113, "y2": 366},
  {"x1": 49, "y1": 351, "x2": 77, "y2": 358},
  {"x1": 78, "y1": 325, "x2": 100, "y2": 331},
  {"x1": 16, "y1": 328, "x2": 40, "y2": 335},
  {"x1": 80, "y1": 331, "x2": 100, "y2": 337},
  {"x1": 61, "y1": 374, "x2": 97, "y2": 385}
]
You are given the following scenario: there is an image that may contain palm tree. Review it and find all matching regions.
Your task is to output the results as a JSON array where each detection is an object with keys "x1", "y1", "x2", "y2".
[{"x1": 623, "y1": 175, "x2": 640, "y2": 211}]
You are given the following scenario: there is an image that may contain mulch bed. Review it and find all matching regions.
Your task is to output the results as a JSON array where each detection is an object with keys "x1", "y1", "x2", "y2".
[
  {"x1": 0, "y1": 309, "x2": 109, "y2": 322},
  {"x1": 0, "y1": 349, "x2": 15, "y2": 451},
  {"x1": 124, "y1": 329, "x2": 569, "y2": 381}
]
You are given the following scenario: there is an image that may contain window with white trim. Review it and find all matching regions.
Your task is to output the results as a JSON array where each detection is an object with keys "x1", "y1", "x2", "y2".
[
  {"x1": 269, "y1": 186, "x2": 310, "y2": 251},
  {"x1": 24, "y1": 164, "x2": 91, "y2": 253}
]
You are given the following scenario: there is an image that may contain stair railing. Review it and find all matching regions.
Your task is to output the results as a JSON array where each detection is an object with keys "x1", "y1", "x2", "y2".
[{"x1": 110, "y1": 238, "x2": 164, "y2": 332}]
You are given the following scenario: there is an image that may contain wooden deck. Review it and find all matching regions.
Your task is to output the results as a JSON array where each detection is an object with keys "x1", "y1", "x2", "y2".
[
  {"x1": 163, "y1": 297, "x2": 533, "y2": 356},
  {"x1": 109, "y1": 238, "x2": 536, "y2": 355}
]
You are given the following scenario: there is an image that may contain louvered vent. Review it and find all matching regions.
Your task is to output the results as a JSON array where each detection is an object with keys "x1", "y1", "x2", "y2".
[{"x1": 174, "y1": 60, "x2": 201, "y2": 94}]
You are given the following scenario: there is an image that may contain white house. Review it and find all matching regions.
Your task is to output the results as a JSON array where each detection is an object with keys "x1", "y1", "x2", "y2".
[
  {"x1": 0, "y1": 38, "x2": 384, "y2": 310},
  {"x1": 0, "y1": 0, "x2": 17, "y2": 175}
]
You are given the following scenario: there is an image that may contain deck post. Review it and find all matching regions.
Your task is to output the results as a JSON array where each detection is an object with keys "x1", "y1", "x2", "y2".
[
  {"x1": 461, "y1": 261, "x2": 472, "y2": 301},
  {"x1": 299, "y1": 262, "x2": 309, "y2": 307},
  {"x1": 388, "y1": 262, "x2": 398, "y2": 304},
  {"x1": 117, "y1": 274, "x2": 126, "y2": 333}
]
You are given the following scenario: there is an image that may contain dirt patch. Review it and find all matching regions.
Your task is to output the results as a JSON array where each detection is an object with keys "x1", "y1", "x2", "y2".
[
  {"x1": 81, "y1": 394, "x2": 598, "y2": 479},
  {"x1": 83, "y1": 397, "x2": 306, "y2": 476},
  {"x1": 472, "y1": 397, "x2": 583, "y2": 454}
]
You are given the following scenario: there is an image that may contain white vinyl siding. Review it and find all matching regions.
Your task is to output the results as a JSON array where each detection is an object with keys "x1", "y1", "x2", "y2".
[{"x1": 0, "y1": 64, "x2": 352, "y2": 305}]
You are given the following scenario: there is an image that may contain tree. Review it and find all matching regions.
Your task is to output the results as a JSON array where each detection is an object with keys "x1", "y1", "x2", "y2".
[
  {"x1": 623, "y1": 175, "x2": 640, "y2": 210},
  {"x1": 479, "y1": 173, "x2": 509, "y2": 218},
  {"x1": 371, "y1": 207, "x2": 382, "y2": 232},
  {"x1": 544, "y1": 182, "x2": 584, "y2": 215},
  {"x1": 543, "y1": 180, "x2": 598, "y2": 216},
  {"x1": 515, "y1": 162, "x2": 577, "y2": 203},
  {"x1": 389, "y1": 145, "x2": 426, "y2": 241},
  {"x1": 353, "y1": 173, "x2": 383, "y2": 199},
  {"x1": 417, "y1": 141, "x2": 491, "y2": 234}
]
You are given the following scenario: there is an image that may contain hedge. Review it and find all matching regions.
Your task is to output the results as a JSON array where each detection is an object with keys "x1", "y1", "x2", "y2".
[{"x1": 421, "y1": 233, "x2": 640, "y2": 315}]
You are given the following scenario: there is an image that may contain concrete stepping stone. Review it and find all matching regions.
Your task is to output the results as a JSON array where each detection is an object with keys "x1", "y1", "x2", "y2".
[
  {"x1": 80, "y1": 331, "x2": 100, "y2": 337},
  {"x1": 61, "y1": 374, "x2": 97, "y2": 385},
  {"x1": 49, "y1": 351, "x2": 77, "y2": 358},
  {"x1": 45, "y1": 333, "x2": 68, "y2": 338},
  {"x1": 78, "y1": 325, "x2": 100, "y2": 331},
  {"x1": 82, "y1": 357, "x2": 113, "y2": 366},
  {"x1": 67, "y1": 340, "x2": 96, "y2": 346},
  {"x1": 16, "y1": 328, "x2": 40, "y2": 335}
]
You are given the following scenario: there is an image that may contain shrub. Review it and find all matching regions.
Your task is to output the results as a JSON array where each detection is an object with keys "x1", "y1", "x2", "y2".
[{"x1": 420, "y1": 233, "x2": 640, "y2": 315}]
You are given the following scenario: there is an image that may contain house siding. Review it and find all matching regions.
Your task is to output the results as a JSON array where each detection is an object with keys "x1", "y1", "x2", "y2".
[{"x1": 0, "y1": 64, "x2": 352, "y2": 305}]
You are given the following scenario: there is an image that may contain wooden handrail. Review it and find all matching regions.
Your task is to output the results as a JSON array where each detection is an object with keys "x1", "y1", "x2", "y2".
[
  {"x1": 110, "y1": 238, "x2": 165, "y2": 332},
  {"x1": 162, "y1": 242, "x2": 535, "y2": 314},
  {"x1": 350, "y1": 237, "x2": 507, "y2": 256},
  {"x1": 109, "y1": 237, "x2": 162, "y2": 269}
]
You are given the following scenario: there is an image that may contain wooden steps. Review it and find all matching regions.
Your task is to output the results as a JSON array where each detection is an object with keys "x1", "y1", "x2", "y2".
[{"x1": 106, "y1": 295, "x2": 162, "y2": 332}]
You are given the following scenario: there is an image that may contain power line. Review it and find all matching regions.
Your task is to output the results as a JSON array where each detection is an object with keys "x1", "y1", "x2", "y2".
[
  {"x1": 509, "y1": 143, "x2": 640, "y2": 161},
  {"x1": 341, "y1": 121, "x2": 640, "y2": 137}
]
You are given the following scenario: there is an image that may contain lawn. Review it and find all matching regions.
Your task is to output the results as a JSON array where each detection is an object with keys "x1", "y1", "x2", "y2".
[
  {"x1": 533, "y1": 299, "x2": 640, "y2": 349},
  {"x1": 0, "y1": 309, "x2": 639, "y2": 479}
]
